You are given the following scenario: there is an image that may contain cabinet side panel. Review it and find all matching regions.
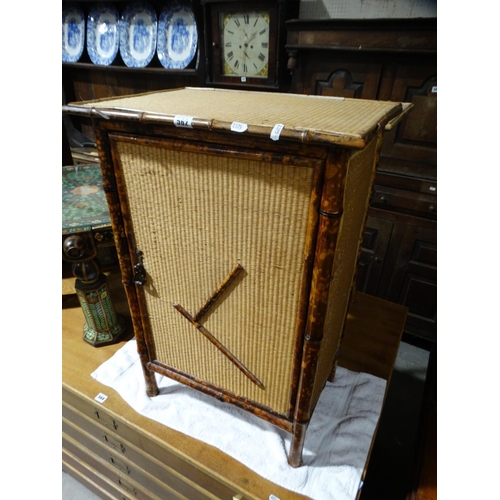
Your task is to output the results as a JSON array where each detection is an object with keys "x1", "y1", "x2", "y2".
[
  {"x1": 113, "y1": 139, "x2": 315, "y2": 415},
  {"x1": 311, "y1": 135, "x2": 380, "y2": 409}
]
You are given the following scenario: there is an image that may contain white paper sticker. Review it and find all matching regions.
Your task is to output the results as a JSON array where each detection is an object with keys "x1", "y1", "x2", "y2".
[
  {"x1": 431, "y1": 86, "x2": 437, "y2": 93},
  {"x1": 270, "y1": 124, "x2": 285, "y2": 141},
  {"x1": 240, "y1": 76, "x2": 247, "y2": 83},
  {"x1": 231, "y1": 122, "x2": 248, "y2": 133},
  {"x1": 173, "y1": 115, "x2": 194, "y2": 128},
  {"x1": 94, "y1": 393, "x2": 108, "y2": 404},
  {"x1": 429, "y1": 186, "x2": 436, "y2": 192}
]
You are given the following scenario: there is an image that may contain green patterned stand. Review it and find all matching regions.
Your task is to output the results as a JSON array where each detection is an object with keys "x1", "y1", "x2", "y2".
[
  {"x1": 75, "y1": 270, "x2": 127, "y2": 347},
  {"x1": 62, "y1": 164, "x2": 126, "y2": 347}
]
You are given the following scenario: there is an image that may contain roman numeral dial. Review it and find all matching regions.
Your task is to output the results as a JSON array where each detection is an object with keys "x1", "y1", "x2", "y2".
[{"x1": 221, "y1": 11, "x2": 270, "y2": 78}]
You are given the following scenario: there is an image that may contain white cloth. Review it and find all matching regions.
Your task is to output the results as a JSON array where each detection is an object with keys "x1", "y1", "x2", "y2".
[{"x1": 91, "y1": 340, "x2": 386, "y2": 500}]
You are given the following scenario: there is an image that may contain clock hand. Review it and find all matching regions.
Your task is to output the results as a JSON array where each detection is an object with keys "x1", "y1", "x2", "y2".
[
  {"x1": 241, "y1": 41, "x2": 250, "y2": 60},
  {"x1": 247, "y1": 31, "x2": 258, "y2": 43}
]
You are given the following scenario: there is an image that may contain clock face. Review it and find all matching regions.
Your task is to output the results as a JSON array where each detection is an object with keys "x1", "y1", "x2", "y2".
[{"x1": 220, "y1": 11, "x2": 270, "y2": 78}]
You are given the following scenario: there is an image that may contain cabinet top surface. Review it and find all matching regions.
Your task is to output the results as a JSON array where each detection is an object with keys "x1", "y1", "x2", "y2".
[{"x1": 63, "y1": 87, "x2": 407, "y2": 149}]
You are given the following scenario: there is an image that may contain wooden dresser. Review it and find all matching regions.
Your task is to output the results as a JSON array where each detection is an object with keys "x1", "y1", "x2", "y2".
[
  {"x1": 62, "y1": 272, "x2": 407, "y2": 500},
  {"x1": 285, "y1": 18, "x2": 437, "y2": 343}
]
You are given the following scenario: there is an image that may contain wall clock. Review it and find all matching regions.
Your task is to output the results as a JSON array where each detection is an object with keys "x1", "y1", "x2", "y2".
[{"x1": 202, "y1": 0, "x2": 298, "y2": 89}]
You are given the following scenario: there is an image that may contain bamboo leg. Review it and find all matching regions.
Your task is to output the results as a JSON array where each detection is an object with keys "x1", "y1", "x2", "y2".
[
  {"x1": 288, "y1": 421, "x2": 308, "y2": 468},
  {"x1": 140, "y1": 356, "x2": 159, "y2": 397},
  {"x1": 144, "y1": 373, "x2": 159, "y2": 397}
]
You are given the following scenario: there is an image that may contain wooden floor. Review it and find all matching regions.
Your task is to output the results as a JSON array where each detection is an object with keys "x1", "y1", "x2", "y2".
[
  {"x1": 414, "y1": 412, "x2": 437, "y2": 500},
  {"x1": 406, "y1": 346, "x2": 437, "y2": 500}
]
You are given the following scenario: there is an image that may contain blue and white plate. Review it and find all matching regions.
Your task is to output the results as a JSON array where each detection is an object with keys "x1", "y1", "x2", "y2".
[
  {"x1": 119, "y1": 2, "x2": 157, "y2": 68},
  {"x1": 157, "y1": 3, "x2": 198, "y2": 69},
  {"x1": 87, "y1": 3, "x2": 119, "y2": 66},
  {"x1": 62, "y1": 3, "x2": 85, "y2": 62}
]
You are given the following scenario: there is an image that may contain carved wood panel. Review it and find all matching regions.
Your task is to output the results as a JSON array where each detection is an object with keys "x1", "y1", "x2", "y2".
[
  {"x1": 312, "y1": 61, "x2": 383, "y2": 100},
  {"x1": 356, "y1": 216, "x2": 393, "y2": 296},
  {"x1": 387, "y1": 224, "x2": 437, "y2": 341},
  {"x1": 380, "y1": 63, "x2": 437, "y2": 167},
  {"x1": 289, "y1": 49, "x2": 383, "y2": 99}
]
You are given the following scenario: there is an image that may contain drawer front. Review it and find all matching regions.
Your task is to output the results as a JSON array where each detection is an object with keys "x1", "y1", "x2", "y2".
[
  {"x1": 374, "y1": 171, "x2": 437, "y2": 196},
  {"x1": 64, "y1": 430, "x2": 184, "y2": 500},
  {"x1": 63, "y1": 444, "x2": 161, "y2": 500},
  {"x1": 63, "y1": 452, "x2": 124, "y2": 500},
  {"x1": 62, "y1": 393, "x2": 250, "y2": 500},
  {"x1": 371, "y1": 185, "x2": 436, "y2": 218},
  {"x1": 63, "y1": 404, "x2": 228, "y2": 500}
]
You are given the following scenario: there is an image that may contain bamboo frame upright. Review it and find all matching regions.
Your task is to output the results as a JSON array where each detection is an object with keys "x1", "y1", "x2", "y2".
[{"x1": 63, "y1": 88, "x2": 410, "y2": 467}]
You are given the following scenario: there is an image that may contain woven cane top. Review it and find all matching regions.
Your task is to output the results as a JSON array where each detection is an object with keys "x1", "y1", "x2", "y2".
[{"x1": 64, "y1": 87, "x2": 407, "y2": 148}]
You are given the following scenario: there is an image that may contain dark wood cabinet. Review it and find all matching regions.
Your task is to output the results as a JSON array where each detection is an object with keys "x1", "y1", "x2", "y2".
[
  {"x1": 285, "y1": 18, "x2": 437, "y2": 343},
  {"x1": 357, "y1": 215, "x2": 393, "y2": 296},
  {"x1": 358, "y1": 208, "x2": 436, "y2": 342},
  {"x1": 387, "y1": 220, "x2": 437, "y2": 341},
  {"x1": 379, "y1": 61, "x2": 437, "y2": 177},
  {"x1": 63, "y1": 64, "x2": 201, "y2": 142}
]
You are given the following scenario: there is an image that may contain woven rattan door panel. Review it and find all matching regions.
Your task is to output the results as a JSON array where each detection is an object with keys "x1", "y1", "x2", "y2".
[
  {"x1": 63, "y1": 87, "x2": 409, "y2": 467},
  {"x1": 111, "y1": 136, "x2": 321, "y2": 416}
]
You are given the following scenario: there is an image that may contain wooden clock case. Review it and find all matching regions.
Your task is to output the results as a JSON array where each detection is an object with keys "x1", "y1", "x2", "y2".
[{"x1": 201, "y1": 0, "x2": 299, "y2": 90}]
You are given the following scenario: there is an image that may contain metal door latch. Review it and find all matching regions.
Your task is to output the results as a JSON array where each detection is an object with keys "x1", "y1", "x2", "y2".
[{"x1": 133, "y1": 250, "x2": 147, "y2": 286}]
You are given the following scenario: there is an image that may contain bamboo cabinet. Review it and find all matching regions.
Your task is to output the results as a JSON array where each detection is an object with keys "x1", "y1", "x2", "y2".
[{"x1": 63, "y1": 88, "x2": 410, "y2": 467}]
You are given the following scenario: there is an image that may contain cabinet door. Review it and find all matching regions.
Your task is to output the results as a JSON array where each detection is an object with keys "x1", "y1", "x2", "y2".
[
  {"x1": 387, "y1": 223, "x2": 437, "y2": 341},
  {"x1": 108, "y1": 133, "x2": 324, "y2": 416},
  {"x1": 380, "y1": 62, "x2": 437, "y2": 169},
  {"x1": 357, "y1": 216, "x2": 393, "y2": 296}
]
